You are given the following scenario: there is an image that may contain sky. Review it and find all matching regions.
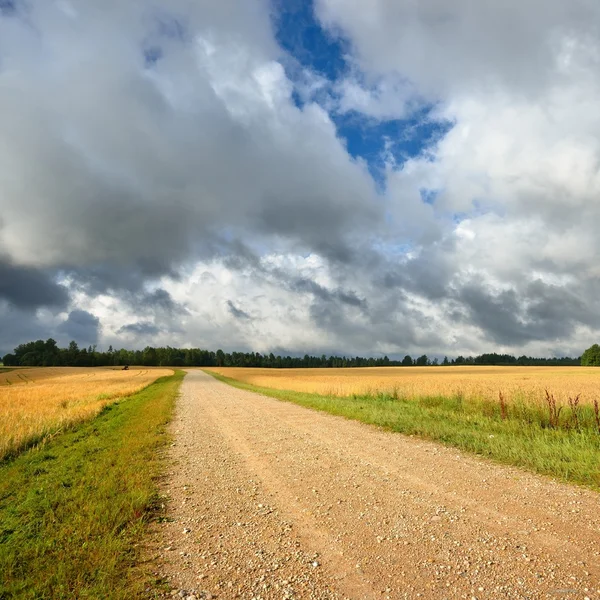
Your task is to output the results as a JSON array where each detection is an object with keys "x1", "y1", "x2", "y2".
[{"x1": 1, "y1": 0, "x2": 600, "y2": 359}]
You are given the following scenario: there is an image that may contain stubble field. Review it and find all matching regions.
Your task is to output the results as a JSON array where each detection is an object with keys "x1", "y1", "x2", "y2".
[{"x1": 0, "y1": 366, "x2": 173, "y2": 460}]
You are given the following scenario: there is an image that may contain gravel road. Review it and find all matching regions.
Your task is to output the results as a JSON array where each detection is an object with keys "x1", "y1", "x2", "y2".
[{"x1": 146, "y1": 370, "x2": 600, "y2": 599}]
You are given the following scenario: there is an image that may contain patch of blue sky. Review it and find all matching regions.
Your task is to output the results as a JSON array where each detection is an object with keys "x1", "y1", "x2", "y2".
[
  {"x1": 271, "y1": 0, "x2": 453, "y2": 188},
  {"x1": 334, "y1": 111, "x2": 453, "y2": 190},
  {"x1": 272, "y1": 0, "x2": 348, "y2": 83}
]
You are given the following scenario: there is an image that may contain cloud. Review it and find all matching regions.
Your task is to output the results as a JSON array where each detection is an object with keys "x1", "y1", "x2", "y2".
[
  {"x1": 315, "y1": 0, "x2": 600, "y2": 101},
  {"x1": 57, "y1": 310, "x2": 100, "y2": 346},
  {"x1": 0, "y1": 0, "x2": 379, "y2": 278},
  {"x1": 0, "y1": 305, "x2": 56, "y2": 357},
  {"x1": 117, "y1": 322, "x2": 161, "y2": 336},
  {"x1": 226, "y1": 300, "x2": 252, "y2": 321},
  {"x1": 0, "y1": 258, "x2": 68, "y2": 310},
  {"x1": 1, "y1": 0, "x2": 600, "y2": 358}
]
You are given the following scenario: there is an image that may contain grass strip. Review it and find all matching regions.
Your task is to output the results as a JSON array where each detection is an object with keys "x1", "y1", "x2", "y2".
[
  {"x1": 207, "y1": 371, "x2": 600, "y2": 491},
  {"x1": 0, "y1": 370, "x2": 184, "y2": 599}
]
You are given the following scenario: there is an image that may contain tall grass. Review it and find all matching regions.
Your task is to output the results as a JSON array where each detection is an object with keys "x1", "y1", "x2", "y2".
[
  {"x1": 0, "y1": 370, "x2": 184, "y2": 599},
  {"x1": 208, "y1": 371, "x2": 600, "y2": 491}
]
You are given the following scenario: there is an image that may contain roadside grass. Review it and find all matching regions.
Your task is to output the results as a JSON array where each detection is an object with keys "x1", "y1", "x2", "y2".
[
  {"x1": 0, "y1": 370, "x2": 184, "y2": 599},
  {"x1": 207, "y1": 371, "x2": 600, "y2": 491}
]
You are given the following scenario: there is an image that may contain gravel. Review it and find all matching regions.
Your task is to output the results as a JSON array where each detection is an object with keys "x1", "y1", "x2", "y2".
[{"x1": 145, "y1": 371, "x2": 600, "y2": 599}]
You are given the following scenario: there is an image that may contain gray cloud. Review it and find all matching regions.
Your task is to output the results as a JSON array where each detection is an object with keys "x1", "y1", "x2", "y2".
[
  {"x1": 117, "y1": 322, "x2": 161, "y2": 336},
  {"x1": 226, "y1": 300, "x2": 252, "y2": 321},
  {"x1": 0, "y1": 259, "x2": 68, "y2": 310},
  {"x1": 1, "y1": 0, "x2": 599, "y2": 358},
  {"x1": 290, "y1": 277, "x2": 367, "y2": 310},
  {"x1": 0, "y1": 0, "x2": 379, "y2": 281},
  {"x1": 138, "y1": 289, "x2": 186, "y2": 315},
  {"x1": 0, "y1": 305, "x2": 54, "y2": 356},
  {"x1": 57, "y1": 310, "x2": 100, "y2": 347},
  {"x1": 316, "y1": 0, "x2": 600, "y2": 100}
]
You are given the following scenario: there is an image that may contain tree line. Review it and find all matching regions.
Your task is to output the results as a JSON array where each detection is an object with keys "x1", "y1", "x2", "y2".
[{"x1": 0, "y1": 339, "x2": 582, "y2": 368}]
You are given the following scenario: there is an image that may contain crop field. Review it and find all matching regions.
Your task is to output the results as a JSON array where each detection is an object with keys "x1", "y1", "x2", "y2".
[
  {"x1": 0, "y1": 367, "x2": 173, "y2": 460},
  {"x1": 207, "y1": 365, "x2": 600, "y2": 406}
]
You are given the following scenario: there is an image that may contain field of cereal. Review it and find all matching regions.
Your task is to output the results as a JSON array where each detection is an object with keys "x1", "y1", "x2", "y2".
[
  {"x1": 0, "y1": 367, "x2": 173, "y2": 460},
  {"x1": 207, "y1": 365, "x2": 600, "y2": 406}
]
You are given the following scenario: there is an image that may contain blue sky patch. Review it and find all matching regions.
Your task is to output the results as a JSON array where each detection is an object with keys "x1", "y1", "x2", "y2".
[
  {"x1": 334, "y1": 111, "x2": 453, "y2": 188},
  {"x1": 272, "y1": 0, "x2": 348, "y2": 81},
  {"x1": 271, "y1": 0, "x2": 453, "y2": 187}
]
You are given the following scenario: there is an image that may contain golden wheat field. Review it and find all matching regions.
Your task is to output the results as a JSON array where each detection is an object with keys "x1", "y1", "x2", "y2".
[
  {"x1": 0, "y1": 367, "x2": 173, "y2": 460},
  {"x1": 207, "y1": 366, "x2": 600, "y2": 406}
]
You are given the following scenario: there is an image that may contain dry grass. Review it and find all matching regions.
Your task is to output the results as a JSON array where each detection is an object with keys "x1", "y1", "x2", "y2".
[
  {"x1": 0, "y1": 367, "x2": 173, "y2": 460},
  {"x1": 207, "y1": 365, "x2": 600, "y2": 406}
]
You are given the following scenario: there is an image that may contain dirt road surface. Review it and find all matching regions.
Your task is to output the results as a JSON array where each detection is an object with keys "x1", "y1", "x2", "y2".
[{"x1": 146, "y1": 370, "x2": 600, "y2": 599}]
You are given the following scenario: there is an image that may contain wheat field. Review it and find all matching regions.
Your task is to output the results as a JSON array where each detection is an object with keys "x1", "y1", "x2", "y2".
[
  {"x1": 0, "y1": 367, "x2": 173, "y2": 460},
  {"x1": 207, "y1": 366, "x2": 600, "y2": 406}
]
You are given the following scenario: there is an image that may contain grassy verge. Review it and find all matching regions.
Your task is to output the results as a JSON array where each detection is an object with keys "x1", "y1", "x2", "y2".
[
  {"x1": 0, "y1": 370, "x2": 184, "y2": 599},
  {"x1": 207, "y1": 371, "x2": 600, "y2": 491}
]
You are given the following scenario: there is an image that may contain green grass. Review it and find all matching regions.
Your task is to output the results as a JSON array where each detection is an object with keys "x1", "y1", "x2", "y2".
[
  {"x1": 207, "y1": 371, "x2": 600, "y2": 491},
  {"x1": 0, "y1": 370, "x2": 184, "y2": 599}
]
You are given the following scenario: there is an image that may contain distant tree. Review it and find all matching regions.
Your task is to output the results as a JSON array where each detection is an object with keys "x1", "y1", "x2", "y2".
[
  {"x1": 442, "y1": 356, "x2": 449, "y2": 366},
  {"x1": 401, "y1": 355, "x2": 413, "y2": 366},
  {"x1": 415, "y1": 354, "x2": 429, "y2": 366},
  {"x1": 581, "y1": 344, "x2": 600, "y2": 366},
  {"x1": 2, "y1": 353, "x2": 17, "y2": 366}
]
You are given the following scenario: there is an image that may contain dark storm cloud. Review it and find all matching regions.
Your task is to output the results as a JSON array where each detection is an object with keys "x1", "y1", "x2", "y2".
[
  {"x1": 65, "y1": 264, "x2": 181, "y2": 296},
  {"x1": 226, "y1": 300, "x2": 252, "y2": 321},
  {"x1": 118, "y1": 322, "x2": 160, "y2": 336},
  {"x1": 0, "y1": 259, "x2": 68, "y2": 310},
  {"x1": 0, "y1": 305, "x2": 54, "y2": 356},
  {"x1": 67, "y1": 263, "x2": 188, "y2": 316},
  {"x1": 57, "y1": 310, "x2": 100, "y2": 346}
]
